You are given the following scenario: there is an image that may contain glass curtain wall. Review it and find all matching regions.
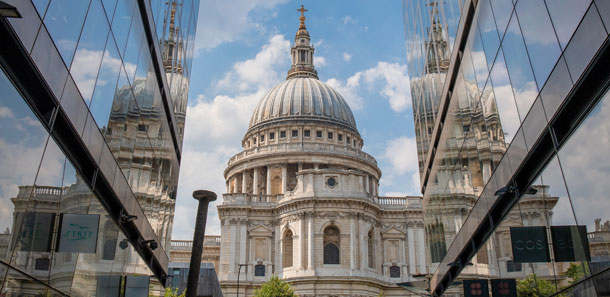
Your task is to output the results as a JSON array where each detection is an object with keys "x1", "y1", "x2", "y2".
[{"x1": 405, "y1": 0, "x2": 610, "y2": 295}]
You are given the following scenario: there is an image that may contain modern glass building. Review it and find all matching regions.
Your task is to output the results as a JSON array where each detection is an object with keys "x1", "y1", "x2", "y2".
[
  {"x1": 0, "y1": 0, "x2": 198, "y2": 295},
  {"x1": 404, "y1": 0, "x2": 610, "y2": 296}
]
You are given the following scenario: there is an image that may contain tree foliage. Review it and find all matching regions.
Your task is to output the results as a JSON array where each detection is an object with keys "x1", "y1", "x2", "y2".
[
  {"x1": 163, "y1": 287, "x2": 186, "y2": 297},
  {"x1": 253, "y1": 276, "x2": 298, "y2": 297},
  {"x1": 377, "y1": 289, "x2": 386, "y2": 297},
  {"x1": 562, "y1": 263, "x2": 588, "y2": 285},
  {"x1": 516, "y1": 274, "x2": 556, "y2": 297}
]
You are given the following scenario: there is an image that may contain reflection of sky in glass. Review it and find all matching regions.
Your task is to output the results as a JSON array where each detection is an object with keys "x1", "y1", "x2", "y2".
[
  {"x1": 559, "y1": 91, "x2": 610, "y2": 231},
  {"x1": 515, "y1": 0, "x2": 561, "y2": 89},
  {"x1": 71, "y1": 0, "x2": 110, "y2": 103},
  {"x1": 489, "y1": 50, "x2": 520, "y2": 143},
  {"x1": 545, "y1": 0, "x2": 591, "y2": 49},
  {"x1": 90, "y1": 37, "x2": 122, "y2": 129},
  {"x1": 0, "y1": 69, "x2": 49, "y2": 231},
  {"x1": 111, "y1": 0, "x2": 136, "y2": 55},
  {"x1": 43, "y1": 0, "x2": 91, "y2": 66},
  {"x1": 502, "y1": 14, "x2": 537, "y2": 119},
  {"x1": 489, "y1": 0, "x2": 513, "y2": 38}
]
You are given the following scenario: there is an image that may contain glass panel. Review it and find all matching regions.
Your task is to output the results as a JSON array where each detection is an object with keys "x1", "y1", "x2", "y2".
[
  {"x1": 32, "y1": 0, "x2": 50, "y2": 18},
  {"x1": 43, "y1": 0, "x2": 92, "y2": 66},
  {"x1": 540, "y1": 57, "x2": 573, "y2": 120},
  {"x1": 545, "y1": 0, "x2": 592, "y2": 49},
  {"x1": 521, "y1": 97, "x2": 547, "y2": 148},
  {"x1": 111, "y1": 0, "x2": 136, "y2": 55},
  {"x1": 563, "y1": 5, "x2": 607, "y2": 81},
  {"x1": 122, "y1": 10, "x2": 144, "y2": 84},
  {"x1": 71, "y1": 0, "x2": 110, "y2": 104},
  {"x1": 3, "y1": 266, "x2": 50, "y2": 295},
  {"x1": 515, "y1": 0, "x2": 561, "y2": 88},
  {"x1": 89, "y1": 37, "x2": 122, "y2": 129},
  {"x1": 477, "y1": 0, "x2": 500, "y2": 71},
  {"x1": 502, "y1": 13, "x2": 538, "y2": 121},
  {"x1": 489, "y1": 49, "x2": 521, "y2": 143},
  {"x1": 101, "y1": 0, "x2": 117, "y2": 22},
  {"x1": 489, "y1": 0, "x2": 513, "y2": 38},
  {"x1": 558, "y1": 87, "x2": 610, "y2": 270},
  {"x1": 596, "y1": 0, "x2": 610, "y2": 32},
  {"x1": 0, "y1": 68, "x2": 49, "y2": 264}
]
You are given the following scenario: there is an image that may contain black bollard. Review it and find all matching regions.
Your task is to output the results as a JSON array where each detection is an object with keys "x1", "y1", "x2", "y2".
[{"x1": 186, "y1": 190, "x2": 217, "y2": 297}]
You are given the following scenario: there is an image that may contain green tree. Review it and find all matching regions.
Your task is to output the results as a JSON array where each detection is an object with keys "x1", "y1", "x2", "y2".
[
  {"x1": 516, "y1": 274, "x2": 556, "y2": 297},
  {"x1": 562, "y1": 263, "x2": 588, "y2": 285},
  {"x1": 377, "y1": 289, "x2": 386, "y2": 297},
  {"x1": 253, "y1": 275, "x2": 298, "y2": 297},
  {"x1": 163, "y1": 287, "x2": 186, "y2": 297}
]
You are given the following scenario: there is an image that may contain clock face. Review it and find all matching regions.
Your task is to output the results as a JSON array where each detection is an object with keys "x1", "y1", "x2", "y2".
[
  {"x1": 300, "y1": 39, "x2": 305, "y2": 44},
  {"x1": 327, "y1": 177, "x2": 337, "y2": 187}
]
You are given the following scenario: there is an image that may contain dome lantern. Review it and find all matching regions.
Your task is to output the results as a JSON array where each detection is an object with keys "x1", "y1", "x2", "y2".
[{"x1": 288, "y1": 5, "x2": 318, "y2": 80}]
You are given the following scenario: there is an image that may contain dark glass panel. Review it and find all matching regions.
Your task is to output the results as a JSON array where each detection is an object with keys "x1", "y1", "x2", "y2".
[
  {"x1": 563, "y1": 5, "x2": 607, "y2": 81},
  {"x1": 540, "y1": 57, "x2": 573, "y2": 120},
  {"x1": 545, "y1": 0, "x2": 592, "y2": 49}
]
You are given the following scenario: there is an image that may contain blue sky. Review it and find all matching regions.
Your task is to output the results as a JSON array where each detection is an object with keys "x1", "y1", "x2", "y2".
[{"x1": 172, "y1": 0, "x2": 421, "y2": 239}]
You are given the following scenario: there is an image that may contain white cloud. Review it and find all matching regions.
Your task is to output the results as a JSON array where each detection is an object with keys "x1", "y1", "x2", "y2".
[
  {"x1": 382, "y1": 136, "x2": 418, "y2": 175},
  {"x1": 325, "y1": 74, "x2": 364, "y2": 111},
  {"x1": 315, "y1": 56, "x2": 327, "y2": 67},
  {"x1": 217, "y1": 34, "x2": 290, "y2": 92},
  {"x1": 324, "y1": 62, "x2": 412, "y2": 112},
  {"x1": 342, "y1": 15, "x2": 355, "y2": 24},
  {"x1": 194, "y1": 0, "x2": 288, "y2": 52},
  {"x1": 313, "y1": 39, "x2": 324, "y2": 47},
  {"x1": 378, "y1": 136, "x2": 421, "y2": 195},
  {"x1": 342, "y1": 52, "x2": 352, "y2": 62},
  {"x1": 0, "y1": 107, "x2": 14, "y2": 119}
]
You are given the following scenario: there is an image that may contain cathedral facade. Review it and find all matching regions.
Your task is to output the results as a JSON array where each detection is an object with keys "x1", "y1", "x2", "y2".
[{"x1": 217, "y1": 8, "x2": 426, "y2": 297}]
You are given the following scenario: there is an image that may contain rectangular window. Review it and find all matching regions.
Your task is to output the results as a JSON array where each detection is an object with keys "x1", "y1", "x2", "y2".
[
  {"x1": 328, "y1": 132, "x2": 333, "y2": 140},
  {"x1": 338, "y1": 134, "x2": 343, "y2": 141},
  {"x1": 304, "y1": 129, "x2": 311, "y2": 137},
  {"x1": 506, "y1": 260, "x2": 522, "y2": 272},
  {"x1": 292, "y1": 130, "x2": 298, "y2": 137},
  {"x1": 280, "y1": 131, "x2": 286, "y2": 138},
  {"x1": 347, "y1": 136, "x2": 351, "y2": 144},
  {"x1": 260, "y1": 135, "x2": 265, "y2": 142},
  {"x1": 137, "y1": 124, "x2": 147, "y2": 132},
  {"x1": 316, "y1": 130, "x2": 323, "y2": 138},
  {"x1": 255, "y1": 264, "x2": 266, "y2": 276},
  {"x1": 270, "y1": 132, "x2": 275, "y2": 140},
  {"x1": 253, "y1": 138, "x2": 257, "y2": 144}
]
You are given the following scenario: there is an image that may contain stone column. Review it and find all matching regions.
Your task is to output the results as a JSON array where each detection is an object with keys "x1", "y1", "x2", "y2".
[
  {"x1": 308, "y1": 214, "x2": 314, "y2": 270},
  {"x1": 417, "y1": 226, "x2": 426, "y2": 274},
  {"x1": 364, "y1": 175, "x2": 369, "y2": 193},
  {"x1": 186, "y1": 190, "x2": 217, "y2": 297},
  {"x1": 360, "y1": 223, "x2": 367, "y2": 269},
  {"x1": 242, "y1": 171, "x2": 247, "y2": 194},
  {"x1": 408, "y1": 226, "x2": 416, "y2": 275},
  {"x1": 276, "y1": 223, "x2": 282, "y2": 274},
  {"x1": 281, "y1": 165, "x2": 288, "y2": 194},
  {"x1": 240, "y1": 220, "x2": 248, "y2": 276},
  {"x1": 266, "y1": 166, "x2": 272, "y2": 195},
  {"x1": 229, "y1": 223, "x2": 237, "y2": 275},
  {"x1": 253, "y1": 167, "x2": 259, "y2": 195},
  {"x1": 350, "y1": 216, "x2": 356, "y2": 272}
]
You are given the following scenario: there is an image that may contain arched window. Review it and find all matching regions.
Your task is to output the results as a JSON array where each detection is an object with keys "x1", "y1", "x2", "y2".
[
  {"x1": 323, "y1": 226, "x2": 340, "y2": 264},
  {"x1": 283, "y1": 230, "x2": 293, "y2": 268},
  {"x1": 367, "y1": 229, "x2": 374, "y2": 268}
]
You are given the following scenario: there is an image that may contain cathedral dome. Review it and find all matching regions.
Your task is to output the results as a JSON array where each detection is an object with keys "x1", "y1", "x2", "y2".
[{"x1": 248, "y1": 77, "x2": 357, "y2": 133}]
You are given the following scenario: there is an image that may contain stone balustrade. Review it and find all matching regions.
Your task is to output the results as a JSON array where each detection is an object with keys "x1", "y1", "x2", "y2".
[
  {"x1": 227, "y1": 142, "x2": 377, "y2": 166},
  {"x1": 378, "y1": 197, "x2": 423, "y2": 209}
]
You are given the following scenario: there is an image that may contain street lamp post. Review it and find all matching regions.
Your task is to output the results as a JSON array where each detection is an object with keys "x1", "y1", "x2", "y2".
[
  {"x1": 186, "y1": 190, "x2": 217, "y2": 297},
  {"x1": 237, "y1": 264, "x2": 248, "y2": 297}
]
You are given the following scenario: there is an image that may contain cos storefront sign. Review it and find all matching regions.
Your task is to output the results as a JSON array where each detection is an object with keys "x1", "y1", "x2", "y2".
[
  {"x1": 56, "y1": 214, "x2": 100, "y2": 253},
  {"x1": 509, "y1": 226, "x2": 550, "y2": 263}
]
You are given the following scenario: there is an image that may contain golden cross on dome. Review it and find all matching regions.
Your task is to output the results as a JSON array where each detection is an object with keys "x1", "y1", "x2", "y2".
[{"x1": 297, "y1": 5, "x2": 307, "y2": 17}]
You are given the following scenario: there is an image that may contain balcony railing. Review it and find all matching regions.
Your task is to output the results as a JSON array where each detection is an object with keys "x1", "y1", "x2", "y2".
[
  {"x1": 170, "y1": 236, "x2": 221, "y2": 250},
  {"x1": 227, "y1": 142, "x2": 377, "y2": 166},
  {"x1": 377, "y1": 197, "x2": 423, "y2": 209}
]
